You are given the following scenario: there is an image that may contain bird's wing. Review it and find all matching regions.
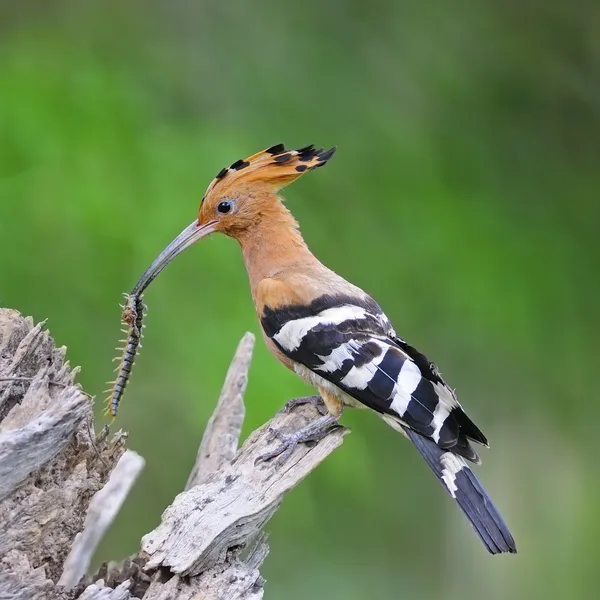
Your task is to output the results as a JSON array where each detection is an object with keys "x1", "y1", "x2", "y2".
[
  {"x1": 261, "y1": 291, "x2": 517, "y2": 553},
  {"x1": 261, "y1": 292, "x2": 487, "y2": 462}
]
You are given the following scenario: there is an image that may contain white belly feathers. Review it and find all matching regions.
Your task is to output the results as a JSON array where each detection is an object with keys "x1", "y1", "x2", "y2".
[{"x1": 294, "y1": 363, "x2": 366, "y2": 408}]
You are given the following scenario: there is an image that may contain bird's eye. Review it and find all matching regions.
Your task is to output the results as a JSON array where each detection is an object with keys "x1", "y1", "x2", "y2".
[{"x1": 217, "y1": 200, "x2": 233, "y2": 215}]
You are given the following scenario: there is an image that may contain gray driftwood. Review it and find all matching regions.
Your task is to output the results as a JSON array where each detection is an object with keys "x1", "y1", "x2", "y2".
[{"x1": 0, "y1": 308, "x2": 349, "y2": 599}]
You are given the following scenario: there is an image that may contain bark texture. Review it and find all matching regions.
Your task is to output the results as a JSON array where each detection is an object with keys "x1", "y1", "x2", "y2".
[{"x1": 0, "y1": 309, "x2": 348, "y2": 599}]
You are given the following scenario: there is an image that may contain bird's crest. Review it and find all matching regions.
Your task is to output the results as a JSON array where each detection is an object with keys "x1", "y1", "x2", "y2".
[{"x1": 204, "y1": 144, "x2": 336, "y2": 197}]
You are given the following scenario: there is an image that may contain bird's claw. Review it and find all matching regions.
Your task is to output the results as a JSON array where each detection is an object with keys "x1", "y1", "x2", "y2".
[
  {"x1": 266, "y1": 426, "x2": 287, "y2": 442},
  {"x1": 280, "y1": 395, "x2": 327, "y2": 416},
  {"x1": 255, "y1": 415, "x2": 340, "y2": 467},
  {"x1": 257, "y1": 429, "x2": 302, "y2": 466}
]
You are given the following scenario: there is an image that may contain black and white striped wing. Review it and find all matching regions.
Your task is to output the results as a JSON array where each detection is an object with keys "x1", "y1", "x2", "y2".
[
  {"x1": 261, "y1": 293, "x2": 486, "y2": 460},
  {"x1": 262, "y1": 293, "x2": 517, "y2": 554}
]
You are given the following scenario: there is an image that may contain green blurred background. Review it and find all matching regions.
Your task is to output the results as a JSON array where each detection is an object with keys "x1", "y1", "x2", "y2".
[{"x1": 1, "y1": 1, "x2": 598, "y2": 598}]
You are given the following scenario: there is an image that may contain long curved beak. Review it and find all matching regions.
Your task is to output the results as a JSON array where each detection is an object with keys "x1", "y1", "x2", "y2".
[{"x1": 131, "y1": 220, "x2": 217, "y2": 296}]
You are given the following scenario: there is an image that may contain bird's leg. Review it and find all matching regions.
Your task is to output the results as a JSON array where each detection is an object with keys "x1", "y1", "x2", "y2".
[
  {"x1": 257, "y1": 414, "x2": 341, "y2": 466},
  {"x1": 281, "y1": 394, "x2": 327, "y2": 416},
  {"x1": 257, "y1": 390, "x2": 342, "y2": 466}
]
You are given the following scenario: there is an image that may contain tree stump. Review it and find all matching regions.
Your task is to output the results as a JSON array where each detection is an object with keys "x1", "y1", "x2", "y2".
[{"x1": 0, "y1": 308, "x2": 348, "y2": 599}]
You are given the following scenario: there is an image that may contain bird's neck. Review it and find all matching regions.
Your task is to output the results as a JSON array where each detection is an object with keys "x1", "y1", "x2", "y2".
[{"x1": 235, "y1": 202, "x2": 318, "y2": 296}]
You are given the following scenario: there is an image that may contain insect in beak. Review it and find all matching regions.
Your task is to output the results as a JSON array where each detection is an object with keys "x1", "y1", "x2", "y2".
[{"x1": 131, "y1": 220, "x2": 217, "y2": 296}]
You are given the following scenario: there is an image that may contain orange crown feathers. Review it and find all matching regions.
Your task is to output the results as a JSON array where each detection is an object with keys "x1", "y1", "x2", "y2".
[{"x1": 204, "y1": 143, "x2": 336, "y2": 197}]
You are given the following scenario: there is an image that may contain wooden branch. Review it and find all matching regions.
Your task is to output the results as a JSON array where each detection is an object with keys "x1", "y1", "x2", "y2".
[
  {"x1": 142, "y1": 403, "x2": 347, "y2": 576},
  {"x1": 185, "y1": 332, "x2": 253, "y2": 490},
  {"x1": 0, "y1": 308, "x2": 349, "y2": 599},
  {"x1": 59, "y1": 450, "x2": 146, "y2": 590}
]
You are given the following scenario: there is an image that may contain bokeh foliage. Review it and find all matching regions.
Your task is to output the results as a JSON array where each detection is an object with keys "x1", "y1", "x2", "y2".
[{"x1": 1, "y1": 1, "x2": 598, "y2": 598}]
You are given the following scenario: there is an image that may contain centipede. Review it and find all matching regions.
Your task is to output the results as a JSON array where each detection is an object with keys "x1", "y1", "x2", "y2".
[{"x1": 105, "y1": 293, "x2": 145, "y2": 417}]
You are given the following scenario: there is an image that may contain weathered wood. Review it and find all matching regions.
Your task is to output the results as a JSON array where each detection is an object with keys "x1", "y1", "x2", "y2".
[
  {"x1": 0, "y1": 552, "x2": 55, "y2": 600},
  {"x1": 60, "y1": 450, "x2": 146, "y2": 590},
  {"x1": 142, "y1": 402, "x2": 348, "y2": 576},
  {"x1": 185, "y1": 332, "x2": 253, "y2": 490},
  {"x1": 0, "y1": 309, "x2": 128, "y2": 598},
  {"x1": 0, "y1": 308, "x2": 349, "y2": 599},
  {"x1": 0, "y1": 384, "x2": 90, "y2": 503},
  {"x1": 78, "y1": 580, "x2": 136, "y2": 600},
  {"x1": 142, "y1": 559, "x2": 265, "y2": 600},
  {"x1": 137, "y1": 332, "x2": 270, "y2": 600}
]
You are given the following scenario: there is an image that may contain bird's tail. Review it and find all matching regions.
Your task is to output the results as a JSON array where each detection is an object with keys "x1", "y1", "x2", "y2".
[{"x1": 402, "y1": 426, "x2": 516, "y2": 554}]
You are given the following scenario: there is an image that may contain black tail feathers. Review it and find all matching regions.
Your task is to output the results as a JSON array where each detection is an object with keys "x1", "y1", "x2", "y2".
[{"x1": 403, "y1": 426, "x2": 516, "y2": 554}]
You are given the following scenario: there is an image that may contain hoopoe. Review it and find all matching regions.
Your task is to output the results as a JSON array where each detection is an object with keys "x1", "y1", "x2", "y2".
[{"x1": 131, "y1": 143, "x2": 516, "y2": 554}]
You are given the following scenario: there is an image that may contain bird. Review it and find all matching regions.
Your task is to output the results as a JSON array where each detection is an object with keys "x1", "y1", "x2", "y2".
[{"x1": 132, "y1": 143, "x2": 516, "y2": 554}]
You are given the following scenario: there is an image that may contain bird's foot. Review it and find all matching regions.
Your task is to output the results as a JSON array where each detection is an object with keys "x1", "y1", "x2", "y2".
[
  {"x1": 256, "y1": 414, "x2": 340, "y2": 466},
  {"x1": 280, "y1": 394, "x2": 327, "y2": 416}
]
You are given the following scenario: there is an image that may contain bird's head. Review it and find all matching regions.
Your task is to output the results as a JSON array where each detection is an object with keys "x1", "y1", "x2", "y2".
[{"x1": 131, "y1": 144, "x2": 335, "y2": 295}]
